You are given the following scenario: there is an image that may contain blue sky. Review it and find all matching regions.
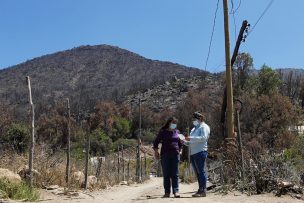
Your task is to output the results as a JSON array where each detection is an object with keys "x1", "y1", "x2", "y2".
[{"x1": 0, "y1": 0, "x2": 303, "y2": 72}]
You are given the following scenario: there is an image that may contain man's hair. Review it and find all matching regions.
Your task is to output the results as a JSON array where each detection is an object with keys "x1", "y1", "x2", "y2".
[{"x1": 193, "y1": 111, "x2": 205, "y2": 120}]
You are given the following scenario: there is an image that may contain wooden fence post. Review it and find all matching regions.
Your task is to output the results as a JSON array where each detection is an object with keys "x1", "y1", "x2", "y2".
[
  {"x1": 121, "y1": 145, "x2": 125, "y2": 181},
  {"x1": 65, "y1": 98, "x2": 71, "y2": 188},
  {"x1": 127, "y1": 157, "x2": 130, "y2": 180},
  {"x1": 26, "y1": 76, "x2": 35, "y2": 187},
  {"x1": 140, "y1": 156, "x2": 143, "y2": 181},
  {"x1": 84, "y1": 120, "x2": 91, "y2": 190},
  {"x1": 144, "y1": 153, "x2": 147, "y2": 179},
  {"x1": 117, "y1": 145, "x2": 120, "y2": 182}
]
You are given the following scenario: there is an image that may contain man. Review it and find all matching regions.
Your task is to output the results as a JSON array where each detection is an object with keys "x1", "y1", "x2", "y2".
[{"x1": 184, "y1": 111, "x2": 210, "y2": 197}]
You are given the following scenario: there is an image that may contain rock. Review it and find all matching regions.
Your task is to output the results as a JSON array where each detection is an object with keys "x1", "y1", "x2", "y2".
[
  {"x1": 71, "y1": 171, "x2": 85, "y2": 185},
  {"x1": 18, "y1": 166, "x2": 40, "y2": 180},
  {"x1": 46, "y1": 185, "x2": 60, "y2": 190},
  {"x1": 120, "y1": 181, "x2": 128, "y2": 185},
  {"x1": 0, "y1": 168, "x2": 22, "y2": 183},
  {"x1": 295, "y1": 194, "x2": 302, "y2": 199},
  {"x1": 278, "y1": 181, "x2": 294, "y2": 188},
  {"x1": 88, "y1": 175, "x2": 97, "y2": 188}
]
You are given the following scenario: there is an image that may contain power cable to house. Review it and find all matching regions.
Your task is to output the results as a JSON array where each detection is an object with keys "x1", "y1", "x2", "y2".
[
  {"x1": 230, "y1": 0, "x2": 242, "y2": 43},
  {"x1": 247, "y1": 0, "x2": 275, "y2": 37},
  {"x1": 204, "y1": 0, "x2": 220, "y2": 72}
]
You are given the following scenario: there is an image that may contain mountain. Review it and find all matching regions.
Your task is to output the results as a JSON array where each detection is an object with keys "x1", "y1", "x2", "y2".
[
  {"x1": 276, "y1": 68, "x2": 304, "y2": 78},
  {"x1": 0, "y1": 45, "x2": 205, "y2": 118}
]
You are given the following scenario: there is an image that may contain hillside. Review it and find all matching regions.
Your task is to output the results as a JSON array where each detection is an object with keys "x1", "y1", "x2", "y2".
[
  {"x1": 0, "y1": 45, "x2": 204, "y2": 118},
  {"x1": 124, "y1": 74, "x2": 223, "y2": 113}
]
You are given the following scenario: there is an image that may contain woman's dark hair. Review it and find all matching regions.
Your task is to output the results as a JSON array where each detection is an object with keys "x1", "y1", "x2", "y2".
[{"x1": 161, "y1": 117, "x2": 178, "y2": 130}]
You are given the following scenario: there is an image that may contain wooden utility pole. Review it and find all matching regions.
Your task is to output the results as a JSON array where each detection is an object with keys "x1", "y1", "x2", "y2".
[
  {"x1": 26, "y1": 76, "x2": 35, "y2": 187},
  {"x1": 223, "y1": 0, "x2": 234, "y2": 139},
  {"x1": 65, "y1": 98, "x2": 71, "y2": 188},
  {"x1": 220, "y1": 20, "x2": 248, "y2": 137}
]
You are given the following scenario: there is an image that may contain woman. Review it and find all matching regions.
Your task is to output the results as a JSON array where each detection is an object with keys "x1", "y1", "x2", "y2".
[
  {"x1": 153, "y1": 117, "x2": 182, "y2": 198},
  {"x1": 184, "y1": 111, "x2": 210, "y2": 197}
]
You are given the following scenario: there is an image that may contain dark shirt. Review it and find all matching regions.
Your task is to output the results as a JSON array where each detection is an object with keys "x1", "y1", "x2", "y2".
[{"x1": 153, "y1": 129, "x2": 182, "y2": 155}]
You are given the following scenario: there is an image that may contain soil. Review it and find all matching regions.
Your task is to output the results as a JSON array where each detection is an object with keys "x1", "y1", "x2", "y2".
[{"x1": 3, "y1": 177, "x2": 303, "y2": 203}]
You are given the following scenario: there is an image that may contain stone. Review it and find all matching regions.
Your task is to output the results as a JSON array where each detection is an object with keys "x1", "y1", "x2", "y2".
[
  {"x1": 46, "y1": 185, "x2": 60, "y2": 190},
  {"x1": 71, "y1": 171, "x2": 85, "y2": 185},
  {"x1": 120, "y1": 181, "x2": 128, "y2": 185},
  {"x1": 0, "y1": 168, "x2": 21, "y2": 183},
  {"x1": 88, "y1": 175, "x2": 98, "y2": 188}
]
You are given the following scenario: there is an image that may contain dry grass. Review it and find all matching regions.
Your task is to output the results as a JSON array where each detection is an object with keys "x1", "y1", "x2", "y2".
[{"x1": 0, "y1": 145, "x2": 152, "y2": 191}]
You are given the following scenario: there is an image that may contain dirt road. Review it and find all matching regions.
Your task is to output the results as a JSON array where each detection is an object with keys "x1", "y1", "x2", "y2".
[{"x1": 35, "y1": 177, "x2": 303, "y2": 203}]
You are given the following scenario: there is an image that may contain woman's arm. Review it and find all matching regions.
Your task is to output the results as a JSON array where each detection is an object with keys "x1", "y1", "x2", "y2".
[
  {"x1": 153, "y1": 130, "x2": 163, "y2": 159},
  {"x1": 153, "y1": 130, "x2": 163, "y2": 150},
  {"x1": 189, "y1": 127, "x2": 208, "y2": 143}
]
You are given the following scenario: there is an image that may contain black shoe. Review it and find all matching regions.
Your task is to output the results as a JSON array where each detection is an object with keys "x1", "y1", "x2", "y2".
[
  {"x1": 162, "y1": 193, "x2": 170, "y2": 198},
  {"x1": 192, "y1": 190, "x2": 206, "y2": 197}
]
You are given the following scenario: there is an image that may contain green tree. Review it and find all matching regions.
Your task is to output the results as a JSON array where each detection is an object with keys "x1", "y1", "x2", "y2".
[
  {"x1": 4, "y1": 123, "x2": 30, "y2": 154},
  {"x1": 90, "y1": 129, "x2": 113, "y2": 156},
  {"x1": 112, "y1": 116, "x2": 131, "y2": 141},
  {"x1": 240, "y1": 93, "x2": 300, "y2": 151},
  {"x1": 113, "y1": 138, "x2": 137, "y2": 150},
  {"x1": 234, "y1": 52, "x2": 253, "y2": 94},
  {"x1": 257, "y1": 65, "x2": 282, "y2": 96}
]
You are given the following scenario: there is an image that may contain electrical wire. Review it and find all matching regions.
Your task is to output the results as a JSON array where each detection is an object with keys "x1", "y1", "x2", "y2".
[
  {"x1": 230, "y1": 0, "x2": 238, "y2": 42},
  {"x1": 247, "y1": 0, "x2": 275, "y2": 37},
  {"x1": 204, "y1": 0, "x2": 220, "y2": 71}
]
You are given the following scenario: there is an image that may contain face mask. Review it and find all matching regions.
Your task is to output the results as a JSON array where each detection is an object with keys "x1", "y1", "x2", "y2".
[
  {"x1": 193, "y1": 120, "x2": 200, "y2": 126},
  {"x1": 170, "y1": 123, "x2": 177, "y2": 129}
]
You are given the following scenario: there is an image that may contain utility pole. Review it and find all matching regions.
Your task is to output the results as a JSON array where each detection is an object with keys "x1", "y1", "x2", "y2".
[
  {"x1": 26, "y1": 76, "x2": 35, "y2": 187},
  {"x1": 220, "y1": 20, "x2": 248, "y2": 138},
  {"x1": 223, "y1": 0, "x2": 234, "y2": 139}
]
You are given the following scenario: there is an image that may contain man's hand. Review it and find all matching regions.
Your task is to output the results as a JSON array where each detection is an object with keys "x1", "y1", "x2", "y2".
[
  {"x1": 185, "y1": 137, "x2": 190, "y2": 141},
  {"x1": 154, "y1": 150, "x2": 160, "y2": 159}
]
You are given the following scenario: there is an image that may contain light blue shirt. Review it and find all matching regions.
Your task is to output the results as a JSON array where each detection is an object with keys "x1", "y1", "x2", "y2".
[{"x1": 184, "y1": 122, "x2": 210, "y2": 155}]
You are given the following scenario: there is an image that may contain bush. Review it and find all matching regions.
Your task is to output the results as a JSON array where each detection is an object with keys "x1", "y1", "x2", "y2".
[
  {"x1": 141, "y1": 130, "x2": 156, "y2": 144},
  {"x1": 112, "y1": 116, "x2": 131, "y2": 141},
  {"x1": 3, "y1": 124, "x2": 30, "y2": 154},
  {"x1": 113, "y1": 138, "x2": 137, "y2": 151},
  {"x1": 90, "y1": 129, "x2": 113, "y2": 156},
  {"x1": 0, "y1": 178, "x2": 40, "y2": 201},
  {"x1": 179, "y1": 162, "x2": 196, "y2": 183}
]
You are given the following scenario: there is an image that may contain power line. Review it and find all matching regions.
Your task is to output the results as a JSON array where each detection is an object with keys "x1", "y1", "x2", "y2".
[
  {"x1": 204, "y1": 0, "x2": 220, "y2": 71},
  {"x1": 230, "y1": 0, "x2": 242, "y2": 14},
  {"x1": 247, "y1": 0, "x2": 275, "y2": 37},
  {"x1": 230, "y1": 0, "x2": 237, "y2": 42}
]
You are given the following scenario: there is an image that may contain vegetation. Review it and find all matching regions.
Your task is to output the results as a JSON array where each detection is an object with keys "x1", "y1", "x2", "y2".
[
  {"x1": 0, "y1": 49, "x2": 304, "y2": 196},
  {"x1": 0, "y1": 179, "x2": 40, "y2": 201}
]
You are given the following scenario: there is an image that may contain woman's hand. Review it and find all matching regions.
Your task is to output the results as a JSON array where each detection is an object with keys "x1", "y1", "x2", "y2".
[
  {"x1": 154, "y1": 150, "x2": 160, "y2": 159},
  {"x1": 185, "y1": 137, "x2": 190, "y2": 141}
]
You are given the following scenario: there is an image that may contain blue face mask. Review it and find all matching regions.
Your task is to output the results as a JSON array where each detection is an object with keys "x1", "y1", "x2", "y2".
[
  {"x1": 193, "y1": 120, "x2": 200, "y2": 127},
  {"x1": 170, "y1": 123, "x2": 177, "y2": 129}
]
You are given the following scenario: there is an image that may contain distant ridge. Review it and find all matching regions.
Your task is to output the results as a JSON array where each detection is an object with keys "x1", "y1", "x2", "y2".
[{"x1": 0, "y1": 44, "x2": 205, "y2": 118}]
